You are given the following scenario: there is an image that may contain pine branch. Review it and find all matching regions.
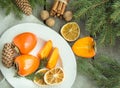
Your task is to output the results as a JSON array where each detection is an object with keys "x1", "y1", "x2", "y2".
[
  {"x1": 70, "y1": 0, "x2": 109, "y2": 19},
  {"x1": 70, "y1": 0, "x2": 120, "y2": 46},
  {"x1": 110, "y1": 1, "x2": 120, "y2": 22},
  {"x1": 0, "y1": 0, "x2": 23, "y2": 19},
  {"x1": 0, "y1": 0, "x2": 48, "y2": 19},
  {"x1": 77, "y1": 55, "x2": 120, "y2": 88}
]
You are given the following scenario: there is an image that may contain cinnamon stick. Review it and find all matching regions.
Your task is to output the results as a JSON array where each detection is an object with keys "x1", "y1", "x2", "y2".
[
  {"x1": 59, "y1": 0, "x2": 70, "y2": 15},
  {"x1": 52, "y1": 0, "x2": 59, "y2": 12},
  {"x1": 50, "y1": 0, "x2": 70, "y2": 17},
  {"x1": 57, "y1": 1, "x2": 63, "y2": 14},
  {"x1": 66, "y1": 0, "x2": 70, "y2": 3},
  {"x1": 61, "y1": 3, "x2": 66, "y2": 15},
  {"x1": 50, "y1": 10, "x2": 56, "y2": 16},
  {"x1": 50, "y1": 0, "x2": 59, "y2": 16}
]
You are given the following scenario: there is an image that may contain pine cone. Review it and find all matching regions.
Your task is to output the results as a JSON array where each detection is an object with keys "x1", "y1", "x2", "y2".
[
  {"x1": 2, "y1": 43, "x2": 19, "y2": 68},
  {"x1": 15, "y1": 0, "x2": 32, "y2": 15}
]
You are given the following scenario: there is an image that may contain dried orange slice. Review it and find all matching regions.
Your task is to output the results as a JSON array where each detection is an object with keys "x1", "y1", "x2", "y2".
[
  {"x1": 34, "y1": 68, "x2": 49, "y2": 86},
  {"x1": 44, "y1": 67, "x2": 64, "y2": 85},
  {"x1": 60, "y1": 22, "x2": 80, "y2": 42}
]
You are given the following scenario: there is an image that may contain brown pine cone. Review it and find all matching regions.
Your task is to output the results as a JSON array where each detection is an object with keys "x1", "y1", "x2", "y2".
[
  {"x1": 2, "y1": 43, "x2": 19, "y2": 68},
  {"x1": 15, "y1": 0, "x2": 32, "y2": 15}
]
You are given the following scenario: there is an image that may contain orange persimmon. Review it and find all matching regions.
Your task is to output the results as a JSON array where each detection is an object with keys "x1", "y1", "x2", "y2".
[
  {"x1": 37, "y1": 40, "x2": 52, "y2": 59},
  {"x1": 13, "y1": 32, "x2": 37, "y2": 54},
  {"x1": 72, "y1": 36, "x2": 96, "y2": 58},
  {"x1": 46, "y1": 47, "x2": 59, "y2": 69},
  {"x1": 14, "y1": 55, "x2": 40, "y2": 76}
]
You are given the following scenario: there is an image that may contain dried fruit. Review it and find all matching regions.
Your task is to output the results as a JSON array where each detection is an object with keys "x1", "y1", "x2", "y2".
[
  {"x1": 46, "y1": 47, "x2": 59, "y2": 69},
  {"x1": 72, "y1": 36, "x2": 96, "y2": 58},
  {"x1": 14, "y1": 55, "x2": 40, "y2": 76},
  {"x1": 13, "y1": 32, "x2": 37, "y2": 54},
  {"x1": 37, "y1": 40, "x2": 53, "y2": 59},
  {"x1": 44, "y1": 67, "x2": 64, "y2": 85},
  {"x1": 34, "y1": 68, "x2": 49, "y2": 86},
  {"x1": 60, "y1": 22, "x2": 80, "y2": 42}
]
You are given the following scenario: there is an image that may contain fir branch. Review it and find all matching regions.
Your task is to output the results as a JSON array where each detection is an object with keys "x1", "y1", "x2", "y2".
[
  {"x1": 117, "y1": 31, "x2": 120, "y2": 37},
  {"x1": 71, "y1": 0, "x2": 109, "y2": 19},
  {"x1": 39, "y1": 58, "x2": 48, "y2": 69},
  {"x1": 0, "y1": 0, "x2": 48, "y2": 19},
  {"x1": 77, "y1": 55, "x2": 120, "y2": 88},
  {"x1": 35, "y1": 72, "x2": 44, "y2": 79},
  {"x1": 110, "y1": 1, "x2": 120, "y2": 22},
  {"x1": 70, "y1": 0, "x2": 120, "y2": 46},
  {"x1": 25, "y1": 72, "x2": 35, "y2": 80},
  {"x1": 0, "y1": 0, "x2": 23, "y2": 19}
]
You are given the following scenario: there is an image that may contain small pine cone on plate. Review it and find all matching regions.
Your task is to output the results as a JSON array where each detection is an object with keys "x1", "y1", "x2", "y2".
[{"x1": 2, "y1": 43, "x2": 19, "y2": 68}]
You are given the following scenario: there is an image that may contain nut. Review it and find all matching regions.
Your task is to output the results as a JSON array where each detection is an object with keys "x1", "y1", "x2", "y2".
[
  {"x1": 63, "y1": 11, "x2": 73, "y2": 21},
  {"x1": 45, "y1": 18, "x2": 55, "y2": 27},
  {"x1": 40, "y1": 10, "x2": 49, "y2": 20}
]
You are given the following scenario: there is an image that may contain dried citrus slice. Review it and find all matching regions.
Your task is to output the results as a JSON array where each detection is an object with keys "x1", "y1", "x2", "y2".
[
  {"x1": 60, "y1": 22, "x2": 80, "y2": 42},
  {"x1": 34, "y1": 68, "x2": 49, "y2": 86},
  {"x1": 44, "y1": 67, "x2": 64, "y2": 85}
]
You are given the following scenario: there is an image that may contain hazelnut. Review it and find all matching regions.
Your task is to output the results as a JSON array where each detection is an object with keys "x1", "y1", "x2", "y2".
[
  {"x1": 63, "y1": 11, "x2": 73, "y2": 21},
  {"x1": 45, "y1": 18, "x2": 55, "y2": 27},
  {"x1": 40, "y1": 10, "x2": 49, "y2": 20}
]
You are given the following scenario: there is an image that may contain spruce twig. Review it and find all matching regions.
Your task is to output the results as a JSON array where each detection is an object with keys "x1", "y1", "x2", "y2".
[
  {"x1": 77, "y1": 55, "x2": 120, "y2": 88},
  {"x1": 0, "y1": 0, "x2": 23, "y2": 19},
  {"x1": 0, "y1": 0, "x2": 48, "y2": 19},
  {"x1": 70, "y1": 0, "x2": 120, "y2": 46}
]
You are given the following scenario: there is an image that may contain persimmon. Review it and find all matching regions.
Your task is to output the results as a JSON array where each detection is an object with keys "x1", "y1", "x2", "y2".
[
  {"x1": 14, "y1": 55, "x2": 40, "y2": 76},
  {"x1": 72, "y1": 36, "x2": 96, "y2": 58},
  {"x1": 46, "y1": 47, "x2": 59, "y2": 69},
  {"x1": 37, "y1": 40, "x2": 52, "y2": 59},
  {"x1": 13, "y1": 32, "x2": 37, "y2": 54}
]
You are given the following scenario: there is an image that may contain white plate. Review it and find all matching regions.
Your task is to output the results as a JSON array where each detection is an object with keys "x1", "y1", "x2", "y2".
[{"x1": 0, "y1": 23, "x2": 76, "y2": 88}]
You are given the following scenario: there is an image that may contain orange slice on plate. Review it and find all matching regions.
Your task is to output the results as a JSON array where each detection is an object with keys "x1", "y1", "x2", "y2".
[
  {"x1": 34, "y1": 68, "x2": 49, "y2": 86},
  {"x1": 44, "y1": 67, "x2": 65, "y2": 85},
  {"x1": 60, "y1": 22, "x2": 80, "y2": 42}
]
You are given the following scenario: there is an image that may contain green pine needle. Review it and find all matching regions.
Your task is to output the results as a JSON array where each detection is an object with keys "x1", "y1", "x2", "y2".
[
  {"x1": 77, "y1": 55, "x2": 120, "y2": 88},
  {"x1": 39, "y1": 58, "x2": 48, "y2": 69},
  {"x1": 70, "y1": 0, "x2": 120, "y2": 46},
  {"x1": 34, "y1": 72, "x2": 44, "y2": 80},
  {"x1": 0, "y1": 0, "x2": 48, "y2": 19}
]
